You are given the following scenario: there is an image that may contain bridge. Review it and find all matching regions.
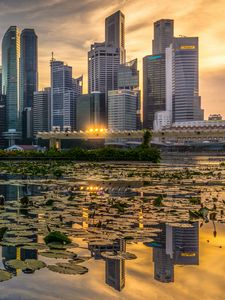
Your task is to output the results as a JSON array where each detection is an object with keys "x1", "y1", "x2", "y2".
[{"x1": 36, "y1": 126, "x2": 225, "y2": 149}]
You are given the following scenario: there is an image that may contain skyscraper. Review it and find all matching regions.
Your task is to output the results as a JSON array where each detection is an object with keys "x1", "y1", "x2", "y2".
[
  {"x1": 143, "y1": 19, "x2": 174, "y2": 130},
  {"x1": 105, "y1": 10, "x2": 126, "y2": 63},
  {"x1": 118, "y1": 59, "x2": 141, "y2": 129},
  {"x1": 88, "y1": 42, "x2": 120, "y2": 95},
  {"x1": 171, "y1": 37, "x2": 204, "y2": 122},
  {"x1": 76, "y1": 92, "x2": 106, "y2": 131},
  {"x1": 143, "y1": 54, "x2": 166, "y2": 129},
  {"x1": 108, "y1": 89, "x2": 138, "y2": 131},
  {"x1": 50, "y1": 59, "x2": 72, "y2": 130},
  {"x1": 33, "y1": 89, "x2": 51, "y2": 135},
  {"x1": 152, "y1": 19, "x2": 174, "y2": 55},
  {"x1": 2, "y1": 26, "x2": 21, "y2": 136},
  {"x1": 64, "y1": 76, "x2": 83, "y2": 131},
  {"x1": 20, "y1": 29, "x2": 38, "y2": 139}
]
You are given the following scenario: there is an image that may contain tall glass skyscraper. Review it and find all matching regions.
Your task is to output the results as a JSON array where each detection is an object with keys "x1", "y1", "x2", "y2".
[
  {"x1": 171, "y1": 37, "x2": 204, "y2": 122},
  {"x1": 2, "y1": 26, "x2": 21, "y2": 135},
  {"x1": 152, "y1": 19, "x2": 174, "y2": 55},
  {"x1": 20, "y1": 29, "x2": 38, "y2": 109},
  {"x1": 105, "y1": 10, "x2": 126, "y2": 63},
  {"x1": 20, "y1": 29, "x2": 38, "y2": 139}
]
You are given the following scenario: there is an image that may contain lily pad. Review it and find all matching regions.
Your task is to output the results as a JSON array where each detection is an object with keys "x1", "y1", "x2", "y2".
[
  {"x1": 48, "y1": 263, "x2": 88, "y2": 275},
  {"x1": 0, "y1": 269, "x2": 12, "y2": 282},
  {"x1": 5, "y1": 259, "x2": 46, "y2": 271},
  {"x1": 40, "y1": 250, "x2": 77, "y2": 259}
]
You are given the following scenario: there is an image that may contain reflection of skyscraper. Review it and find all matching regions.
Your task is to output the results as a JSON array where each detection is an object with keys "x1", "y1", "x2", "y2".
[
  {"x1": 105, "y1": 10, "x2": 126, "y2": 63},
  {"x1": 153, "y1": 248, "x2": 174, "y2": 282},
  {"x1": 105, "y1": 258, "x2": 125, "y2": 291},
  {"x1": 152, "y1": 222, "x2": 199, "y2": 283}
]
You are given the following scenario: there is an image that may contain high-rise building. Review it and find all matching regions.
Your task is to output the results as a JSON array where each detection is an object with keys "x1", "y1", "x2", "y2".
[
  {"x1": 105, "y1": 10, "x2": 126, "y2": 63},
  {"x1": 0, "y1": 95, "x2": 7, "y2": 146},
  {"x1": 88, "y1": 42, "x2": 120, "y2": 95},
  {"x1": 2, "y1": 26, "x2": 21, "y2": 136},
  {"x1": 152, "y1": 19, "x2": 174, "y2": 55},
  {"x1": 143, "y1": 54, "x2": 166, "y2": 129},
  {"x1": 33, "y1": 89, "x2": 51, "y2": 135},
  {"x1": 143, "y1": 19, "x2": 174, "y2": 130},
  {"x1": 118, "y1": 59, "x2": 141, "y2": 129},
  {"x1": 76, "y1": 92, "x2": 106, "y2": 131},
  {"x1": 118, "y1": 59, "x2": 139, "y2": 90},
  {"x1": 64, "y1": 76, "x2": 83, "y2": 131},
  {"x1": 50, "y1": 59, "x2": 72, "y2": 131},
  {"x1": 171, "y1": 37, "x2": 204, "y2": 122},
  {"x1": 108, "y1": 89, "x2": 138, "y2": 131},
  {"x1": 20, "y1": 29, "x2": 38, "y2": 139}
]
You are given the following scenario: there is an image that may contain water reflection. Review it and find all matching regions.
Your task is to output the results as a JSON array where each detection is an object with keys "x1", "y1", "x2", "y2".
[{"x1": 151, "y1": 222, "x2": 199, "y2": 283}]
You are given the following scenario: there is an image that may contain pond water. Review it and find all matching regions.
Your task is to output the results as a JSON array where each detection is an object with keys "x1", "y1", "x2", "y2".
[{"x1": 0, "y1": 156, "x2": 224, "y2": 300}]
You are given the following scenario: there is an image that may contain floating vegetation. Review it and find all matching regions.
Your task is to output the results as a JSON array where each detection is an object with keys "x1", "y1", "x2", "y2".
[
  {"x1": 44, "y1": 231, "x2": 72, "y2": 245},
  {"x1": 40, "y1": 250, "x2": 77, "y2": 259},
  {"x1": 5, "y1": 259, "x2": 46, "y2": 272},
  {"x1": 0, "y1": 270, "x2": 12, "y2": 282},
  {"x1": 101, "y1": 251, "x2": 137, "y2": 260},
  {"x1": 47, "y1": 263, "x2": 88, "y2": 275}
]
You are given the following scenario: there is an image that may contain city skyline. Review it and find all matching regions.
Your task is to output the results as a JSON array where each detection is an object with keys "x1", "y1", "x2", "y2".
[{"x1": 0, "y1": 0, "x2": 224, "y2": 118}]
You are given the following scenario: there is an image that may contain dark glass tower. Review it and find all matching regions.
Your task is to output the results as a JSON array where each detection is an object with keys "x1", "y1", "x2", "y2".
[
  {"x1": 152, "y1": 19, "x2": 174, "y2": 55},
  {"x1": 105, "y1": 10, "x2": 126, "y2": 63},
  {"x1": 2, "y1": 26, "x2": 21, "y2": 135},
  {"x1": 20, "y1": 29, "x2": 38, "y2": 139}
]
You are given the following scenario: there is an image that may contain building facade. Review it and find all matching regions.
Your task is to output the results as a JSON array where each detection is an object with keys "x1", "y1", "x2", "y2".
[
  {"x1": 105, "y1": 10, "x2": 126, "y2": 63},
  {"x1": 143, "y1": 54, "x2": 166, "y2": 129},
  {"x1": 2, "y1": 26, "x2": 21, "y2": 135},
  {"x1": 171, "y1": 37, "x2": 204, "y2": 122},
  {"x1": 50, "y1": 59, "x2": 72, "y2": 130},
  {"x1": 76, "y1": 92, "x2": 106, "y2": 131},
  {"x1": 108, "y1": 90, "x2": 138, "y2": 131},
  {"x1": 20, "y1": 29, "x2": 38, "y2": 139},
  {"x1": 88, "y1": 42, "x2": 120, "y2": 95},
  {"x1": 33, "y1": 89, "x2": 51, "y2": 135},
  {"x1": 152, "y1": 19, "x2": 174, "y2": 55}
]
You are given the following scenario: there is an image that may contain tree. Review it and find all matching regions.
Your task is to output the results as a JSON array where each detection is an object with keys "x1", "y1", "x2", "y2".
[{"x1": 142, "y1": 130, "x2": 152, "y2": 148}]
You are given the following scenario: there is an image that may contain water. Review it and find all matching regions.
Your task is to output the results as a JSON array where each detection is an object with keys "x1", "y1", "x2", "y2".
[{"x1": 0, "y1": 156, "x2": 224, "y2": 300}]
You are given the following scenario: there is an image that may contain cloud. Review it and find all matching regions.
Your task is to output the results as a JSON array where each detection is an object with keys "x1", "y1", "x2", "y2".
[{"x1": 0, "y1": 0, "x2": 224, "y2": 115}]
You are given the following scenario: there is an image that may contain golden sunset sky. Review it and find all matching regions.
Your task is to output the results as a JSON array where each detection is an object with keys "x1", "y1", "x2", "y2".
[{"x1": 0, "y1": 0, "x2": 224, "y2": 118}]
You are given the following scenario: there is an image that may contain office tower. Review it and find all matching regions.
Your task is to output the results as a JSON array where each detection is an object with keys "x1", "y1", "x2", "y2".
[
  {"x1": 0, "y1": 95, "x2": 6, "y2": 146},
  {"x1": 20, "y1": 29, "x2": 38, "y2": 139},
  {"x1": 2, "y1": 26, "x2": 21, "y2": 137},
  {"x1": 105, "y1": 10, "x2": 126, "y2": 63},
  {"x1": 152, "y1": 19, "x2": 174, "y2": 55},
  {"x1": 76, "y1": 92, "x2": 106, "y2": 131},
  {"x1": 0, "y1": 67, "x2": 2, "y2": 91},
  {"x1": 118, "y1": 59, "x2": 139, "y2": 90},
  {"x1": 118, "y1": 58, "x2": 141, "y2": 129},
  {"x1": 108, "y1": 89, "x2": 138, "y2": 131},
  {"x1": 33, "y1": 89, "x2": 51, "y2": 135},
  {"x1": 50, "y1": 59, "x2": 72, "y2": 130},
  {"x1": 143, "y1": 54, "x2": 166, "y2": 129},
  {"x1": 63, "y1": 76, "x2": 83, "y2": 131},
  {"x1": 171, "y1": 37, "x2": 204, "y2": 122},
  {"x1": 88, "y1": 42, "x2": 120, "y2": 95}
]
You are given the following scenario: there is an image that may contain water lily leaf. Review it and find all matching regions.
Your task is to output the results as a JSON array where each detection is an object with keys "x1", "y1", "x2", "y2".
[
  {"x1": 40, "y1": 250, "x2": 77, "y2": 259},
  {"x1": 5, "y1": 259, "x2": 46, "y2": 271},
  {"x1": 0, "y1": 269, "x2": 12, "y2": 282},
  {"x1": 47, "y1": 264, "x2": 88, "y2": 275}
]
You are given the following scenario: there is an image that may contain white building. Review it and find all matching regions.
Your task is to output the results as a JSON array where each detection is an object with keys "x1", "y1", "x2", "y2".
[
  {"x1": 153, "y1": 111, "x2": 172, "y2": 131},
  {"x1": 108, "y1": 90, "x2": 137, "y2": 131}
]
